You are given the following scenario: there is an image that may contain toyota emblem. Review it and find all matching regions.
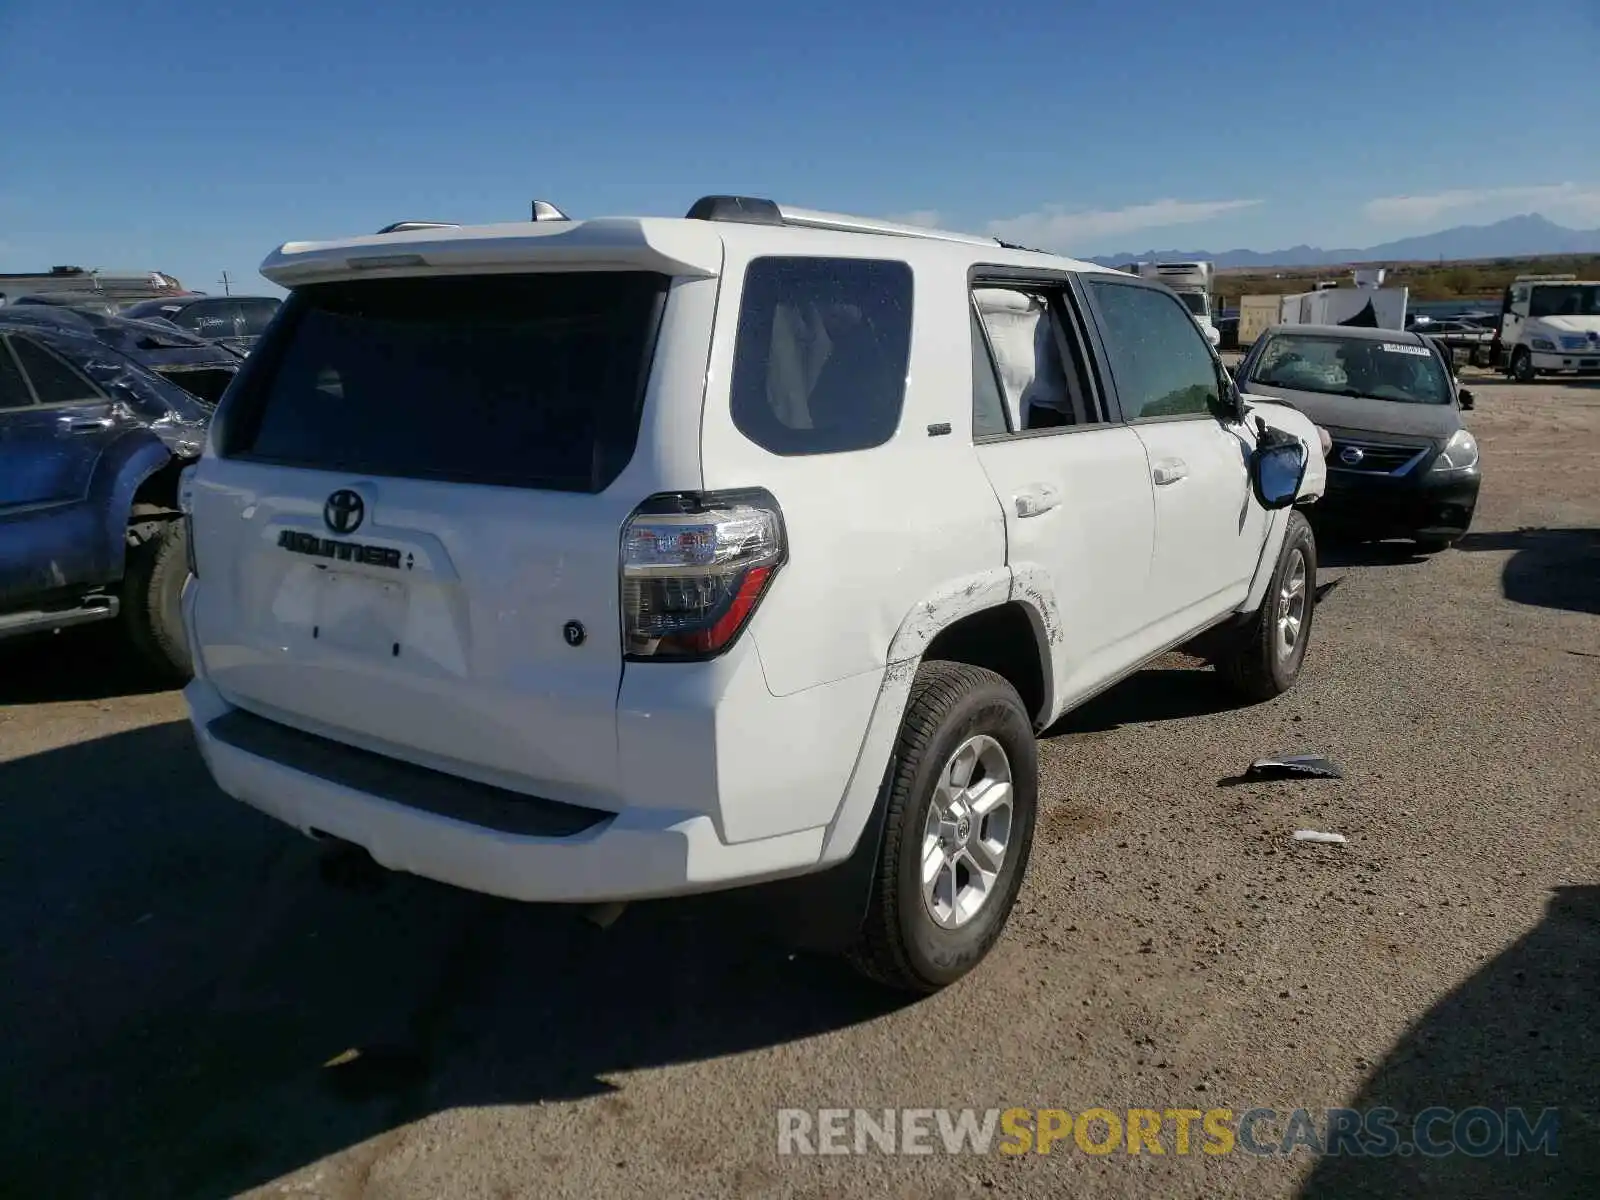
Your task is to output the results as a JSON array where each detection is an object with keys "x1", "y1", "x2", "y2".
[
  {"x1": 324, "y1": 489, "x2": 365, "y2": 534},
  {"x1": 1338, "y1": 446, "x2": 1364, "y2": 466}
]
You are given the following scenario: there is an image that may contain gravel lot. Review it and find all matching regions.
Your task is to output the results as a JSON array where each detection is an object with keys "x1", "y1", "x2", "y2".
[{"x1": 2, "y1": 376, "x2": 1596, "y2": 1200}]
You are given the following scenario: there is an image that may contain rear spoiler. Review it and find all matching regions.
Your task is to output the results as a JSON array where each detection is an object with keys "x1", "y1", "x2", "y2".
[{"x1": 262, "y1": 218, "x2": 724, "y2": 287}]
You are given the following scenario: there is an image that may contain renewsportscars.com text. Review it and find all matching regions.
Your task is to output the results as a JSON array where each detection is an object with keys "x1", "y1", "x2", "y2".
[{"x1": 777, "y1": 1106, "x2": 1561, "y2": 1158}]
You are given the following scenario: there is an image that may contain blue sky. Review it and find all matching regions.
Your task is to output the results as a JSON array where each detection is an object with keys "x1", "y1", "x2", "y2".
[{"x1": 2, "y1": 0, "x2": 1597, "y2": 296}]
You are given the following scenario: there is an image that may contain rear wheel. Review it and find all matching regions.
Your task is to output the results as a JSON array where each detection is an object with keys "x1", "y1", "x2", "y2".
[
  {"x1": 1510, "y1": 347, "x2": 1535, "y2": 383},
  {"x1": 846, "y1": 661, "x2": 1037, "y2": 993},
  {"x1": 122, "y1": 518, "x2": 192, "y2": 682},
  {"x1": 1217, "y1": 510, "x2": 1317, "y2": 703}
]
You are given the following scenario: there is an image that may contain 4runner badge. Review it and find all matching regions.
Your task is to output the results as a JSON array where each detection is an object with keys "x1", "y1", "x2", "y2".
[{"x1": 277, "y1": 529, "x2": 405, "y2": 570}]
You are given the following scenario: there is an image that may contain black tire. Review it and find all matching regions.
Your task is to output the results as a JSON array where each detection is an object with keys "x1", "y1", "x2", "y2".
[
  {"x1": 1510, "y1": 347, "x2": 1535, "y2": 383},
  {"x1": 122, "y1": 518, "x2": 193, "y2": 682},
  {"x1": 1217, "y1": 510, "x2": 1317, "y2": 703},
  {"x1": 846, "y1": 661, "x2": 1038, "y2": 994},
  {"x1": 1415, "y1": 536, "x2": 1454, "y2": 554}
]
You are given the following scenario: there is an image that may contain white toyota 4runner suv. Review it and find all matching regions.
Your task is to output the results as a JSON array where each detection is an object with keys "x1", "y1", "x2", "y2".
[{"x1": 180, "y1": 196, "x2": 1327, "y2": 993}]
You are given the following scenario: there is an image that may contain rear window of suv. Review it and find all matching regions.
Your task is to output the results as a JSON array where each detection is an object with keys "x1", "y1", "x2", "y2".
[{"x1": 219, "y1": 272, "x2": 669, "y2": 493}]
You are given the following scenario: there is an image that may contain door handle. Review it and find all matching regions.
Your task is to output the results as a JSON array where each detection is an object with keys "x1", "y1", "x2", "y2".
[
  {"x1": 58, "y1": 416, "x2": 114, "y2": 434},
  {"x1": 1152, "y1": 458, "x2": 1188, "y2": 486},
  {"x1": 1014, "y1": 485, "x2": 1060, "y2": 518}
]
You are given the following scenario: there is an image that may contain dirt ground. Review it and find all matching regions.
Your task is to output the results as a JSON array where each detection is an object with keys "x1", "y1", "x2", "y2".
[{"x1": 2, "y1": 376, "x2": 1596, "y2": 1200}]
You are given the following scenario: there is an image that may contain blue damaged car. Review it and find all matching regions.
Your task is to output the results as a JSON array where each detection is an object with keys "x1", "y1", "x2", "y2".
[{"x1": 0, "y1": 306, "x2": 244, "y2": 678}]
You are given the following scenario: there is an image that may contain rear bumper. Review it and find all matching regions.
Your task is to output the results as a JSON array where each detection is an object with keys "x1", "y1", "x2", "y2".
[
  {"x1": 184, "y1": 676, "x2": 831, "y2": 902},
  {"x1": 1317, "y1": 468, "x2": 1481, "y2": 539}
]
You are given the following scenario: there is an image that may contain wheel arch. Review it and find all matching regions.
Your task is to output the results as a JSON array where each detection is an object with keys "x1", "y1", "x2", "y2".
[
  {"x1": 816, "y1": 569, "x2": 1054, "y2": 871},
  {"x1": 762, "y1": 572, "x2": 1053, "y2": 953},
  {"x1": 84, "y1": 431, "x2": 176, "y2": 583}
]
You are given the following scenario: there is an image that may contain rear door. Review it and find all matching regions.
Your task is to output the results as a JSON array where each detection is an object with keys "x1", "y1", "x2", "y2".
[
  {"x1": 1079, "y1": 275, "x2": 1268, "y2": 642},
  {"x1": 0, "y1": 334, "x2": 123, "y2": 600},
  {"x1": 189, "y1": 270, "x2": 705, "y2": 810},
  {"x1": 968, "y1": 274, "x2": 1157, "y2": 718}
]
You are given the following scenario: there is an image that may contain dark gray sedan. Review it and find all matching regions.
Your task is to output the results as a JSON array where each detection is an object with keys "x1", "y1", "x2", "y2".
[{"x1": 1232, "y1": 324, "x2": 1480, "y2": 552}]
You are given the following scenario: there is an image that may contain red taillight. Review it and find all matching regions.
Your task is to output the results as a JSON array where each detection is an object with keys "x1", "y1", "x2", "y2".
[{"x1": 621, "y1": 490, "x2": 785, "y2": 662}]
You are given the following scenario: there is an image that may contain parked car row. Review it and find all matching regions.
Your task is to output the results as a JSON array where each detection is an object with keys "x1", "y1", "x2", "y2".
[
  {"x1": 121, "y1": 294, "x2": 280, "y2": 353},
  {"x1": 1406, "y1": 312, "x2": 1496, "y2": 367},
  {"x1": 1, "y1": 199, "x2": 1482, "y2": 997},
  {"x1": 0, "y1": 290, "x2": 281, "y2": 354}
]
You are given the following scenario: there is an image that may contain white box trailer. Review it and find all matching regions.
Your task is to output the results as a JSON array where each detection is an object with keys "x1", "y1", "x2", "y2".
[
  {"x1": 1129, "y1": 260, "x2": 1219, "y2": 346},
  {"x1": 1284, "y1": 285, "x2": 1409, "y2": 329},
  {"x1": 1238, "y1": 294, "x2": 1284, "y2": 346}
]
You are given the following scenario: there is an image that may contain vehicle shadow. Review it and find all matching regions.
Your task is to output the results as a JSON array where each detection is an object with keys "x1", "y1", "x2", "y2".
[
  {"x1": 0, "y1": 625, "x2": 172, "y2": 704},
  {"x1": 1043, "y1": 658, "x2": 1248, "y2": 738},
  {"x1": 0, "y1": 722, "x2": 908, "y2": 1199},
  {"x1": 1314, "y1": 534, "x2": 1429, "y2": 569},
  {"x1": 1298, "y1": 886, "x2": 1599, "y2": 1199},
  {"x1": 1454, "y1": 527, "x2": 1600, "y2": 616}
]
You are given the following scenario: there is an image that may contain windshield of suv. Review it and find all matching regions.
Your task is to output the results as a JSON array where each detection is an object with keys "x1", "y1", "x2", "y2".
[
  {"x1": 1528, "y1": 284, "x2": 1600, "y2": 318},
  {"x1": 221, "y1": 272, "x2": 669, "y2": 493},
  {"x1": 1249, "y1": 333, "x2": 1452, "y2": 405}
]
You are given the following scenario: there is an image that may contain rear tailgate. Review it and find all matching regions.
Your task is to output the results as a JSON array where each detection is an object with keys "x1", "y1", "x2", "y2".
[{"x1": 189, "y1": 262, "x2": 718, "y2": 810}]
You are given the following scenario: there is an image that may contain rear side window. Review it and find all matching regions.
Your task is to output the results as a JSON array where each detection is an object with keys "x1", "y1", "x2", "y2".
[
  {"x1": 0, "y1": 341, "x2": 32, "y2": 409},
  {"x1": 10, "y1": 337, "x2": 103, "y2": 405},
  {"x1": 181, "y1": 302, "x2": 241, "y2": 338},
  {"x1": 221, "y1": 273, "x2": 669, "y2": 493},
  {"x1": 729, "y1": 257, "x2": 912, "y2": 456},
  {"x1": 1087, "y1": 280, "x2": 1219, "y2": 421},
  {"x1": 237, "y1": 300, "x2": 280, "y2": 336}
]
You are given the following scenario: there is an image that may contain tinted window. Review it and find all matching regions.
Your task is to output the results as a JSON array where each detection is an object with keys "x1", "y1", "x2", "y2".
[
  {"x1": 729, "y1": 257, "x2": 912, "y2": 456},
  {"x1": 970, "y1": 308, "x2": 1008, "y2": 437},
  {"x1": 180, "y1": 302, "x2": 242, "y2": 339},
  {"x1": 224, "y1": 272, "x2": 668, "y2": 493},
  {"x1": 0, "y1": 341, "x2": 33, "y2": 409},
  {"x1": 11, "y1": 337, "x2": 102, "y2": 405},
  {"x1": 1088, "y1": 280, "x2": 1219, "y2": 420},
  {"x1": 237, "y1": 299, "x2": 280, "y2": 336}
]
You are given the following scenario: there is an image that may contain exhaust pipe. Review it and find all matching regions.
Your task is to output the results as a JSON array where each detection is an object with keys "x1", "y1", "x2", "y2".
[
  {"x1": 583, "y1": 900, "x2": 628, "y2": 929},
  {"x1": 313, "y1": 833, "x2": 390, "y2": 893}
]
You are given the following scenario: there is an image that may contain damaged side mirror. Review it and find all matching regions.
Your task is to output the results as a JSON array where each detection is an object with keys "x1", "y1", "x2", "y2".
[{"x1": 1250, "y1": 439, "x2": 1307, "y2": 510}]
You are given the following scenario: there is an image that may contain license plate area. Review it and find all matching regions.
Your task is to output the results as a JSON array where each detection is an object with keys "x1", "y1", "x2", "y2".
[{"x1": 315, "y1": 570, "x2": 409, "y2": 656}]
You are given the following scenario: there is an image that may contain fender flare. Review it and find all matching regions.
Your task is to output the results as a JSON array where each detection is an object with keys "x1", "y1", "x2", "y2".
[
  {"x1": 1241, "y1": 506, "x2": 1292, "y2": 615},
  {"x1": 816, "y1": 567, "x2": 1053, "y2": 866},
  {"x1": 89, "y1": 432, "x2": 175, "y2": 581},
  {"x1": 761, "y1": 570, "x2": 1055, "y2": 951}
]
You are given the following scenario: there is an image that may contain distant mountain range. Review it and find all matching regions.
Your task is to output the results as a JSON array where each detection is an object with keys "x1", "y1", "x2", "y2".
[{"x1": 1087, "y1": 213, "x2": 1600, "y2": 270}]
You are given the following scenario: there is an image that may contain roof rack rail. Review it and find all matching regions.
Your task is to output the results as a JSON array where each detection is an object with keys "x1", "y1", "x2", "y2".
[
  {"x1": 376, "y1": 221, "x2": 462, "y2": 234},
  {"x1": 1513, "y1": 273, "x2": 1577, "y2": 282},
  {"x1": 685, "y1": 195, "x2": 1006, "y2": 248}
]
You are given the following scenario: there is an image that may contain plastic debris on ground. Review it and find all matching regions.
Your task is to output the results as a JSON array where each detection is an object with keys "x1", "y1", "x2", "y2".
[{"x1": 1243, "y1": 754, "x2": 1345, "y2": 782}]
